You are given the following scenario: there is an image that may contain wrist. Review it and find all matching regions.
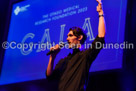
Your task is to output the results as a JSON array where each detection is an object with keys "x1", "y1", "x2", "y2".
[{"x1": 50, "y1": 55, "x2": 56, "y2": 61}]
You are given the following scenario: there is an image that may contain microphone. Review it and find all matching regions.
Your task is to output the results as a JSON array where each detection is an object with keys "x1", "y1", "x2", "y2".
[{"x1": 46, "y1": 42, "x2": 66, "y2": 56}]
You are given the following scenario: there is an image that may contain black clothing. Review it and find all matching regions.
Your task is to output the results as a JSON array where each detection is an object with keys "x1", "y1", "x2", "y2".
[{"x1": 46, "y1": 36, "x2": 105, "y2": 91}]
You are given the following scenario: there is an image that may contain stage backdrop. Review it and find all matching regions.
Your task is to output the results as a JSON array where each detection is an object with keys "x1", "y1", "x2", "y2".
[{"x1": 0, "y1": 0, "x2": 127, "y2": 85}]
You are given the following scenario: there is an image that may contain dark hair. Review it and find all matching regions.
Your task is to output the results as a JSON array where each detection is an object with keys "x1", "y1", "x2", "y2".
[{"x1": 69, "y1": 26, "x2": 87, "y2": 44}]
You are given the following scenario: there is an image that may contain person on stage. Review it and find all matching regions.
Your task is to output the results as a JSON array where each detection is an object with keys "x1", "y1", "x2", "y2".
[{"x1": 46, "y1": 0, "x2": 106, "y2": 91}]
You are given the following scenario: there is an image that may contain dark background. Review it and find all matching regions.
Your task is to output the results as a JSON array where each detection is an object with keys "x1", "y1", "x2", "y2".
[{"x1": 0, "y1": 0, "x2": 136, "y2": 91}]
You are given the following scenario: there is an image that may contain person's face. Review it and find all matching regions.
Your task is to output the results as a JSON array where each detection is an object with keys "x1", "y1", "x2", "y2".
[{"x1": 66, "y1": 31, "x2": 80, "y2": 48}]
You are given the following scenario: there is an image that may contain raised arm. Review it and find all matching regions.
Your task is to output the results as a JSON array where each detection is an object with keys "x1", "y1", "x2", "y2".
[
  {"x1": 46, "y1": 44, "x2": 60, "y2": 76},
  {"x1": 96, "y1": 0, "x2": 106, "y2": 37}
]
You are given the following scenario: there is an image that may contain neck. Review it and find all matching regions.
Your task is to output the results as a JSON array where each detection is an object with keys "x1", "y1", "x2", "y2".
[{"x1": 72, "y1": 48, "x2": 80, "y2": 54}]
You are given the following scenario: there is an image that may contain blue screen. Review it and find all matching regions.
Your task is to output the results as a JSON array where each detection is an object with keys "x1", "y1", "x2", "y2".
[{"x1": 0, "y1": 0, "x2": 127, "y2": 85}]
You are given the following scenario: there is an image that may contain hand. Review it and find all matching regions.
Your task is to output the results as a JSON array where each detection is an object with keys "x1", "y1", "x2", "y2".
[
  {"x1": 96, "y1": 0, "x2": 103, "y2": 14},
  {"x1": 96, "y1": 0, "x2": 102, "y2": 4},
  {"x1": 50, "y1": 44, "x2": 60, "y2": 59}
]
